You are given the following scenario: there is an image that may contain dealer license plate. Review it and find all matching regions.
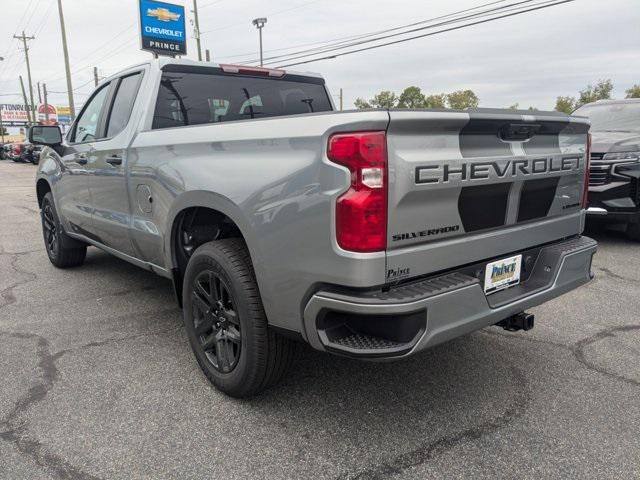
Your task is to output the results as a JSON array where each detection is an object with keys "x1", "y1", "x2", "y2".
[{"x1": 484, "y1": 254, "x2": 522, "y2": 294}]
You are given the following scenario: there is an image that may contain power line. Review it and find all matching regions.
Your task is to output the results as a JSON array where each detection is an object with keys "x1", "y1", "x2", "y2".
[
  {"x1": 239, "y1": 0, "x2": 513, "y2": 65},
  {"x1": 277, "y1": 0, "x2": 576, "y2": 68},
  {"x1": 266, "y1": 0, "x2": 541, "y2": 67}
]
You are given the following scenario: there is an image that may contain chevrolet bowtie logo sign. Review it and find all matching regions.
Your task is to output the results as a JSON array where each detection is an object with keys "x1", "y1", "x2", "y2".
[
  {"x1": 139, "y1": 0, "x2": 186, "y2": 56},
  {"x1": 147, "y1": 7, "x2": 181, "y2": 22}
]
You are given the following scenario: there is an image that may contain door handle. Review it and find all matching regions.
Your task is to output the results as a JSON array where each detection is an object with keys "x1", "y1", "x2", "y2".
[{"x1": 106, "y1": 155, "x2": 122, "y2": 166}]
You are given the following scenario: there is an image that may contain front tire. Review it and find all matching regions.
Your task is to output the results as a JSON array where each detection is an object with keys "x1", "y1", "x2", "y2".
[
  {"x1": 182, "y1": 238, "x2": 295, "y2": 398},
  {"x1": 41, "y1": 192, "x2": 87, "y2": 268}
]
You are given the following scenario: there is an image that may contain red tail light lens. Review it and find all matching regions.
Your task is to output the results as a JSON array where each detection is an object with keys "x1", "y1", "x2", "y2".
[
  {"x1": 583, "y1": 133, "x2": 591, "y2": 208},
  {"x1": 327, "y1": 131, "x2": 387, "y2": 252}
]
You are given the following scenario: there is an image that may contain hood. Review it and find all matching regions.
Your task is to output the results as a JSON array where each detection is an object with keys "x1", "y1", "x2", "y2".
[{"x1": 591, "y1": 130, "x2": 640, "y2": 154}]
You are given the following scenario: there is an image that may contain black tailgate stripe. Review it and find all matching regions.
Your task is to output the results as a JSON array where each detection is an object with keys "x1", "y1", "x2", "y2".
[{"x1": 517, "y1": 177, "x2": 560, "y2": 222}]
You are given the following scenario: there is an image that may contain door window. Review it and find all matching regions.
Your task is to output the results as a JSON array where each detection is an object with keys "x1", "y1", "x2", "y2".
[
  {"x1": 106, "y1": 73, "x2": 143, "y2": 138},
  {"x1": 73, "y1": 84, "x2": 110, "y2": 143}
]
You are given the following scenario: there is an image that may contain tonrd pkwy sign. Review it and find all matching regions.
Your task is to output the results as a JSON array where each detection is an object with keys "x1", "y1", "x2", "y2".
[{"x1": 139, "y1": 0, "x2": 187, "y2": 56}]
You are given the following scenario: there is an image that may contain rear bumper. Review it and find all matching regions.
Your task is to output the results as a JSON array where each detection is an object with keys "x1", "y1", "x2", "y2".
[{"x1": 303, "y1": 236, "x2": 597, "y2": 359}]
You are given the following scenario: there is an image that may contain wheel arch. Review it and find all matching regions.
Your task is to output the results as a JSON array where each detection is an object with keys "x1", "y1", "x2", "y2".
[
  {"x1": 36, "y1": 177, "x2": 52, "y2": 208},
  {"x1": 165, "y1": 191, "x2": 260, "y2": 307}
]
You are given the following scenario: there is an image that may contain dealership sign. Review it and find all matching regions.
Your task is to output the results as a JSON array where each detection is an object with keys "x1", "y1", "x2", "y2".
[{"x1": 139, "y1": 0, "x2": 186, "y2": 56}]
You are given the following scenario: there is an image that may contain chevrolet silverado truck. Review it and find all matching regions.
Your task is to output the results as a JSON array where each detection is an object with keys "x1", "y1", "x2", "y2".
[
  {"x1": 30, "y1": 59, "x2": 596, "y2": 397},
  {"x1": 573, "y1": 99, "x2": 640, "y2": 240}
]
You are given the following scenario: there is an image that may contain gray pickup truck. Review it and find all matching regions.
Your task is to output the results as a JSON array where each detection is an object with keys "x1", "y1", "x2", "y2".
[{"x1": 30, "y1": 59, "x2": 596, "y2": 397}]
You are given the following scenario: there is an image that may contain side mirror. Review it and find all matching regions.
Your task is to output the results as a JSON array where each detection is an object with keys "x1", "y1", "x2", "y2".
[{"x1": 29, "y1": 125, "x2": 63, "y2": 146}]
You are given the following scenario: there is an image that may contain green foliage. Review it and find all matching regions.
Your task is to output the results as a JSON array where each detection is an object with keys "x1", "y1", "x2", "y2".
[
  {"x1": 353, "y1": 98, "x2": 372, "y2": 109},
  {"x1": 398, "y1": 86, "x2": 426, "y2": 108},
  {"x1": 370, "y1": 90, "x2": 399, "y2": 109},
  {"x1": 354, "y1": 87, "x2": 476, "y2": 110},
  {"x1": 424, "y1": 94, "x2": 447, "y2": 108},
  {"x1": 508, "y1": 103, "x2": 519, "y2": 110},
  {"x1": 555, "y1": 96, "x2": 577, "y2": 114},
  {"x1": 0, "y1": 127, "x2": 7, "y2": 136},
  {"x1": 626, "y1": 84, "x2": 640, "y2": 98},
  {"x1": 577, "y1": 79, "x2": 613, "y2": 107},
  {"x1": 447, "y1": 90, "x2": 479, "y2": 110}
]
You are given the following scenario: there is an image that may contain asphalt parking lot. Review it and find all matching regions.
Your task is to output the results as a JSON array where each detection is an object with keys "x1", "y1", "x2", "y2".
[{"x1": 0, "y1": 160, "x2": 638, "y2": 480}]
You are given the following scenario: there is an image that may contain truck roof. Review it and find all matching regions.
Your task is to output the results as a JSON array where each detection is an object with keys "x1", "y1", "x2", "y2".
[{"x1": 101, "y1": 57, "x2": 325, "y2": 85}]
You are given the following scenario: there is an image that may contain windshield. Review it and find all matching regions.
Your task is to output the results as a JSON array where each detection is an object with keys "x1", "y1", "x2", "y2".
[{"x1": 573, "y1": 102, "x2": 640, "y2": 132}]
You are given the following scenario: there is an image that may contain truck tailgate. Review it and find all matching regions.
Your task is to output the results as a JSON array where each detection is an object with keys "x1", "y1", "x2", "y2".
[{"x1": 385, "y1": 109, "x2": 590, "y2": 281}]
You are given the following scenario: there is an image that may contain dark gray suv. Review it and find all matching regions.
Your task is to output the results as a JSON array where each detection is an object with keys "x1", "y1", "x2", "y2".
[{"x1": 576, "y1": 99, "x2": 640, "y2": 239}]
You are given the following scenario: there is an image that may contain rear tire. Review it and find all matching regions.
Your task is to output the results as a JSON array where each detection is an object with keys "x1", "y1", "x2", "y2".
[
  {"x1": 41, "y1": 192, "x2": 87, "y2": 268},
  {"x1": 182, "y1": 238, "x2": 295, "y2": 398},
  {"x1": 626, "y1": 222, "x2": 640, "y2": 242}
]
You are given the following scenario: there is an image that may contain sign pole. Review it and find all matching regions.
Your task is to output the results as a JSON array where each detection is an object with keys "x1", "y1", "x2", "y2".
[{"x1": 43, "y1": 84, "x2": 50, "y2": 123}]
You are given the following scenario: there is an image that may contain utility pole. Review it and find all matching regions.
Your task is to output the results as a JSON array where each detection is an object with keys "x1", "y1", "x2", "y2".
[
  {"x1": 14, "y1": 31, "x2": 36, "y2": 123},
  {"x1": 192, "y1": 0, "x2": 203, "y2": 61},
  {"x1": 339, "y1": 88, "x2": 343, "y2": 111},
  {"x1": 205, "y1": 49, "x2": 211, "y2": 62},
  {"x1": 93, "y1": 66, "x2": 99, "y2": 87},
  {"x1": 19, "y1": 76, "x2": 32, "y2": 125},
  {"x1": 43, "y1": 83, "x2": 49, "y2": 123},
  {"x1": 37, "y1": 82, "x2": 42, "y2": 104},
  {"x1": 252, "y1": 18, "x2": 267, "y2": 67},
  {"x1": 56, "y1": 0, "x2": 75, "y2": 120}
]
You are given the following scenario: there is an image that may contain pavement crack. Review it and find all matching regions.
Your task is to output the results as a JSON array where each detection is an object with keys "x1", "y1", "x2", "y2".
[
  {"x1": 571, "y1": 324, "x2": 640, "y2": 387},
  {"x1": 337, "y1": 365, "x2": 531, "y2": 480},
  {"x1": 0, "y1": 331, "x2": 104, "y2": 480},
  {"x1": 595, "y1": 267, "x2": 637, "y2": 283},
  {"x1": 0, "y1": 252, "x2": 39, "y2": 308}
]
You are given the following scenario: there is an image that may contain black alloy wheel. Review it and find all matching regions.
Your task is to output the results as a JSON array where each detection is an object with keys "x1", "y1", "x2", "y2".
[
  {"x1": 42, "y1": 203, "x2": 59, "y2": 258},
  {"x1": 191, "y1": 269, "x2": 241, "y2": 373},
  {"x1": 182, "y1": 239, "x2": 296, "y2": 397}
]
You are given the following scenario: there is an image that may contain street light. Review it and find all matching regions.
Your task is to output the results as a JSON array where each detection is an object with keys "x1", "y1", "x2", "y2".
[{"x1": 252, "y1": 17, "x2": 267, "y2": 67}]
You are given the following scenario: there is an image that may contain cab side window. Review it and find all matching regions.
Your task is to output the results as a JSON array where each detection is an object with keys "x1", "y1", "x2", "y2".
[
  {"x1": 106, "y1": 73, "x2": 142, "y2": 138},
  {"x1": 72, "y1": 84, "x2": 110, "y2": 143}
]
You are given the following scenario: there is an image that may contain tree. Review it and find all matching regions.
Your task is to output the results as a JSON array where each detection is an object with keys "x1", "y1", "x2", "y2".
[
  {"x1": 555, "y1": 96, "x2": 576, "y2": 114},
  {"x1": 370, "y1": 90, "x2": 399, "y2": 109},
  {"x1": 626, "y1": 84, "x2": 640, "y2": 98},
  {"x1": 398, "y1": 86, "x2": 426, "y2": 108},
  {"x1": 424, "y1": 94, "x2": 447, "y2": 108},
  {"x1": 0, "y1": 126, "x2": 7, "y2": 136},
  {"x1": 508, "y1": 103, "x2": 519, "y2": 110},
  {"x1": 354, "y1": 98, "x2": 371, "y2": 109},
  {"x1": 577, "y1": 79, "x2": 613, "y2": 107},
  {"x1": 447, "y1": 90, "x2": 479, "y2": 109},
  {"x1": 354, "y1": 90, "x2": 398, "y2": 109}
]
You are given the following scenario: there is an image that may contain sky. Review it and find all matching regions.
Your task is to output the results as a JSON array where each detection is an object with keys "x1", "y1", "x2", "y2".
[{"x1": 0, "y1": 0, "x2": 638, "y2": 117}]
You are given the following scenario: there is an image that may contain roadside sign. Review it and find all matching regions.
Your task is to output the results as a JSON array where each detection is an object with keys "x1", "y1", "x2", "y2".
[
  {"x1": 37, "y1": 104, "x2": 58, "y2": 126},
  {"x1": 139, "y1": 0, "x2": 187, "y2": 56},
  {"x1": 1, "y1": 104, "x2": 30, "y2": 125}
]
